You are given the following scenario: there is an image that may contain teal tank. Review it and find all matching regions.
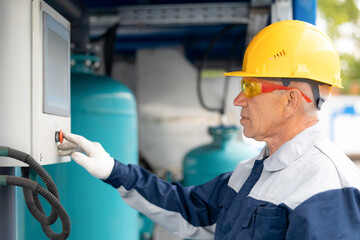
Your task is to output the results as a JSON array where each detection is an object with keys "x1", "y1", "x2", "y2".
[
  {"x1": 17, "y1": 54, "x2": 139, "y2": 239},
  {"x1": 183, "y1": 126, "x2": 258, "y2": 186}
]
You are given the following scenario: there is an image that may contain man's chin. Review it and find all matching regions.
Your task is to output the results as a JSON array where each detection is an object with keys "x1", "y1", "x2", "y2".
[{"x1": 242, "y1": 128, "x2": 254, "y2": 139}]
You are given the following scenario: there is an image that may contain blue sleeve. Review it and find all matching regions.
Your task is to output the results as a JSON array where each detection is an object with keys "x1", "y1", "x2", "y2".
[
  {"x1": 104, "y1": 160, "x2": 231, "y2": 231},
  {"x1": 287, "y1": 187, "x2": 360, "y2": 239}
]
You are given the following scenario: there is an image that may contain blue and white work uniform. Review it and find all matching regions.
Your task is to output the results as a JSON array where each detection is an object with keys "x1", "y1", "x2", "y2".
[{"x1": 104, "y1": 123, "x2": 360, "y2": 239}]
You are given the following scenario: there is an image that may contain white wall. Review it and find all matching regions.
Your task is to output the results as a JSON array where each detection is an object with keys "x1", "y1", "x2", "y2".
[
  {"x1": 136, "y1": 47, "x2": 242, "y2": 178},
  {"x1": 319, "y1": 95, "x2": 360, "y2": 157}
]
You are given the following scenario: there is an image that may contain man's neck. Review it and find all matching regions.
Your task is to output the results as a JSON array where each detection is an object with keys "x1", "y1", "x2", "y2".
[{"x1": 266, "y1": 118, "x2": 318, "y2": 155}]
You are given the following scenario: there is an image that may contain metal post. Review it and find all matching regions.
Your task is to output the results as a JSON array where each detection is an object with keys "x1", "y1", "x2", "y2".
[
  {"x1": 0, "y1": 167, "x2": 16, "y2": 240},
  {"x1": 293, "y1": 0, "x2": 317, "y2": 24}
]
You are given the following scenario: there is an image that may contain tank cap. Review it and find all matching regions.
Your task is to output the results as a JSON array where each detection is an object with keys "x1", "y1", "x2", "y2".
[{"x1": 208, "y1": 125, "x2": 239, "y2": 137}]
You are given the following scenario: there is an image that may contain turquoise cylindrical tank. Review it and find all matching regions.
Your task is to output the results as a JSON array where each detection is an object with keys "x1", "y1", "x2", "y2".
[
  {"x1": 183, "y1": 126, "x2": 258, "y2": 186},
  {"x1": 17, "y1": 54, "x2": 139, "y2": 239}
]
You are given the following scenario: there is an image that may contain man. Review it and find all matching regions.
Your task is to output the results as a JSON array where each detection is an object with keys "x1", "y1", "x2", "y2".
[{"x1": 58, "y1": 20, "x2": 360, "y2": 239}]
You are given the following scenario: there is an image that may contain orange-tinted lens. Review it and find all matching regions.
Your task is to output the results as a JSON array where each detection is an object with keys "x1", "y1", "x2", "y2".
[{"x1": 241, "y1": 79, "x2": 262, "y2": 98}]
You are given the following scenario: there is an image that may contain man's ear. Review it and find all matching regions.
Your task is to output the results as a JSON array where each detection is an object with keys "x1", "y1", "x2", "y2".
[{"x1": 283, "y1": 89, "x2": 302, "y2": 118}]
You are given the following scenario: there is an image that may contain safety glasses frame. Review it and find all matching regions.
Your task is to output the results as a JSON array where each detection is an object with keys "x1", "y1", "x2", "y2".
[{"x1": 241, "y1": 78, "x2": 312, "y2": 103}]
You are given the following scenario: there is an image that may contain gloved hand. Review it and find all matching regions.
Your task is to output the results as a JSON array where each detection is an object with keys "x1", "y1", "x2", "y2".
[{"x1": 58, "y1": 132, "x2": 115, "y2": 180}]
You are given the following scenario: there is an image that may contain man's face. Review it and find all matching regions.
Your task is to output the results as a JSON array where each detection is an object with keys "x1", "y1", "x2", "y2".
[{"x1": 233, "y1": 78, "x2": 285, "y2": 142}]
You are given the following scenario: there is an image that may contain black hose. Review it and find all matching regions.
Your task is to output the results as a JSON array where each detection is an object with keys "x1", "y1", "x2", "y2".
[
  {"x1": 4, "y1": 175, "x2": 70, "y2": 240},
  {"x1": 0, "y1": 146, "x2": 71, "y2": 239},
  {"x1": 22, "y1": 182, "x2": 62, "y2": 240},
  {"x1": 91, "y1": 23, "x2": 119, "y2": 77},
  {"x1": 197, "y1": 24, "x2": 236, "y2": 114},
  {"x1": 221, "y1": 30, "x2": 245, "y2": 116},
  {"x1": 21, "y1": 168, "x2": 58, "y2": 225},
  {"x1": 7, "y1": 148, "x2": 59, "y2": 225}
]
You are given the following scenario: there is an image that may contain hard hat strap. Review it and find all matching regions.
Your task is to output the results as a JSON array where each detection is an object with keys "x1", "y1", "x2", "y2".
[
  {"x1": 309, "y1": 82, "x2": 324, "y2": 110},
  {"x1": 282, "y1": 79, "x2": 291, "y2": 87}
]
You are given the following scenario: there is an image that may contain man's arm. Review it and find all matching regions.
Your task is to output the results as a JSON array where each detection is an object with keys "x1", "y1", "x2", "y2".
[
  {"x1": 105, "y1": 160, "x2": 231, "y2": 239},
  {"x1": 58, "y1": 132, "x2": 230, "y2": 239}
]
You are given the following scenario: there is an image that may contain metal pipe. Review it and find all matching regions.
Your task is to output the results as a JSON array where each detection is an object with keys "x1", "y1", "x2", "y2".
[
  {"x1": 45, "y1": 0, "x2": 90, "y2": 50},
  {"x1": 45, "y1": 0, "x2": 82, "y2": 22},
  {"x1": 0, "y1": 167, "x2": 16, "y2": 240}
]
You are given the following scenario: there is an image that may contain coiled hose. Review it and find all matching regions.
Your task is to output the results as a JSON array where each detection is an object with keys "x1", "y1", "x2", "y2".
[{"x1": 0, "y1": 146, "x2": 70, "y2": 240}]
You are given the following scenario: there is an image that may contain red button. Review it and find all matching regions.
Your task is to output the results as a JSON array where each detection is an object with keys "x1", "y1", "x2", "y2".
[
  {"x1": 59, "y1": 130, "x2": 63, "y2": 143},
  {"x1": 55, "y1": 130, "x2": 64, "y2": 143}
]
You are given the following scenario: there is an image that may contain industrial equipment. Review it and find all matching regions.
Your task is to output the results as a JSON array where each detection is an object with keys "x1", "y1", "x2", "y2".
[
  {"x1": 18, "y1": 53, "x2": 140, "y2": 239},
  {"x1": 0, "y1": 1, "x2": 71, "y2": 239},
  {"x1": 183, "y1": 126, "x2": 258, "y2": 186},
  {"x1": 0, "y1": 0, "x2": 71, "y2": 166}
]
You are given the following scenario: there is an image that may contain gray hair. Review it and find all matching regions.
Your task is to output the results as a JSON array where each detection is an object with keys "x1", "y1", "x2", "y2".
[
  {"x1": 255, "y1": 77, "x2": 332, "y2": 119},
  {"x1": 288, "y1": 81, "x2": 332, "y2": 119},
  {"x1": 265, "y1": 77, "x2": 332, "y2": 119}
]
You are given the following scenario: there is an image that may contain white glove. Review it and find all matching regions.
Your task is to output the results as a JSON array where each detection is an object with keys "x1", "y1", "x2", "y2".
[{"x1": 58, "y1": 132, "x2": 115, "y2": 180}]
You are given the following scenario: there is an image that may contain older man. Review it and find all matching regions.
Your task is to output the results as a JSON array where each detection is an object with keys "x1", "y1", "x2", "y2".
[{"x1": 59, "y1": 20, "x2": 360, "y2": 239}]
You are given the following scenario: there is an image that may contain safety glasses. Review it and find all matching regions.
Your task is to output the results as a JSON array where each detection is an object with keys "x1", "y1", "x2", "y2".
[{"x1": 241, "y1": 78, "x2": 312, "y2": 103}]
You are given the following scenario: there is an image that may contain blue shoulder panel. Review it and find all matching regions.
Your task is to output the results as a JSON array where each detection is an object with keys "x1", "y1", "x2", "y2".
[{"x1": 287, "y1": 187, "x2": 360, "y2": 239}]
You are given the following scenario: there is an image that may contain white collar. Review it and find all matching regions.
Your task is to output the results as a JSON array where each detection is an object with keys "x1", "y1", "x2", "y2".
[{"x1": 256, "y1": 123, "x2": 324, "y2": 171}]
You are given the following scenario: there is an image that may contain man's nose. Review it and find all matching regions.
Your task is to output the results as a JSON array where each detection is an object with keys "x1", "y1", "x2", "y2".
[{"x1": 233, "y1": 91, "x2": 248, "y2": 107}]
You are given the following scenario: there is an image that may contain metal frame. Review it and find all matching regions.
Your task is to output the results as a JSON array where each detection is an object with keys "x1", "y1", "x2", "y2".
[
  {"x1": 89, "y1": 2, "x2": 251, "y2": 27},
  {"x1": 245, "y1": 0, "x2": 271, "y2": 46},
  {"x1": 246, "y1": 7, "x2": 270, "y2": 45},
  {"x1": 271, "y1": 0, "x2": 293, "y2": 23}
]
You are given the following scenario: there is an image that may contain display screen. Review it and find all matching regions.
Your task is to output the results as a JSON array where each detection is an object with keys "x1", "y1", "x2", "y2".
[{"x1": 43, "y1": 12, "x2": 70, "y2": 116}]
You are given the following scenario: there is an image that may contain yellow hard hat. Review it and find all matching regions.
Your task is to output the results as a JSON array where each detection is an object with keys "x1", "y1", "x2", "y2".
[{"x1": 224, "y1": 20, "x2": 342, "y2": 88}]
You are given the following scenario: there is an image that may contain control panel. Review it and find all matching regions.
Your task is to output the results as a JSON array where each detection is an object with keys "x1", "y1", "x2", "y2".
[{"x1": 0, "y1": 0, "x2": 71, "y2": 166}]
